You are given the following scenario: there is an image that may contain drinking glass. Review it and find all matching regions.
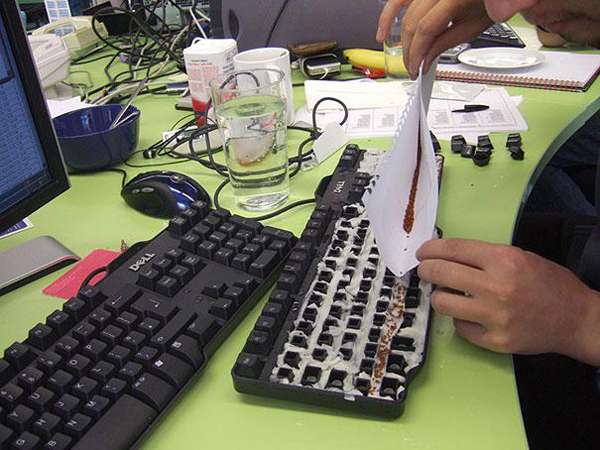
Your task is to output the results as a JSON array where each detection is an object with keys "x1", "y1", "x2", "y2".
[{"x1": 210, "y1": 69, "x2": 289, "y2": 211}]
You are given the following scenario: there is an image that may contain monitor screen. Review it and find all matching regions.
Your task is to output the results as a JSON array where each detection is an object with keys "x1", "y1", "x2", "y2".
[{"x1": 0, "y1": 0, "x2": 69, "y2": 232}]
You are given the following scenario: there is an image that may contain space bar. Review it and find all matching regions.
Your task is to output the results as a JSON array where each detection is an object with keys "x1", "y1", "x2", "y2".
[{"x1": 72, "y1": 395, "x2": 158, "y2": 450}]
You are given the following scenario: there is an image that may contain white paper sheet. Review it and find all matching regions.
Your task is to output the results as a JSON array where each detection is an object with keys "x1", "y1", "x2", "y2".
[
  {"x1": 362, "y1": 68, "x2": 439, "y2": 276},
  {"x1": 46, "y1": 97, "x2": 90, "y2": 118},
  {"x1": 304, "y1": 79, "x2": 409, "y2": 110}
]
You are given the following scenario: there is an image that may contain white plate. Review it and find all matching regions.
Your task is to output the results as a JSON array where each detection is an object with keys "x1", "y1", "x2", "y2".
[{"x1": 458, "y1": 48, "x2": 545, "y2": 69}]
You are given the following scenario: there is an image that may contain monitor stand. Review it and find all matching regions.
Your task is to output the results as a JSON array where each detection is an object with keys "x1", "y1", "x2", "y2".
[{"x1": 0, "y1": 236, "x2": 79, "y2": 296}]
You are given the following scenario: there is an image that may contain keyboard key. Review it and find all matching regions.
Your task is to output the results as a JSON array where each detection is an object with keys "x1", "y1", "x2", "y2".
[
  {"x1": 155, "y1": 276, "x2": 180, "y2": 297},
  {"x1": 114, "y1": 312, "x2": 139, "y2": 333},
  {"x1": 16, "y1": 367, "x2": 44, "y2": 393},
  {"x1": 99, "y1": 325, "x2": 123, "y2": 347},
  {"x1": 64, "y1": 413, "x2": 92, "y2": 439},
  {"x1": 28, "y1": 324, "x2": 55, "y2": 351},
  {"x1": 122, "y1": 331, "x2": 146, "y2": 353},
  {"x1": 81, "y1": 339, "x2": 107, "y2": 362},
  {"x1": 55, "y1": 337, "x2": 79, "y2": 358},
  {"x1": 71, "y1": 377, "x2": 98, "y2": 402},
  {"x1": 209, "y1": 298, "x2": 236, "y2": 320},
  {"x1": 88, "y1": 308, "x2": 112, "y2": 328},
  {"x1": 134, "y1": 347, "x2": 158, "y2": 369},
  {"x1": 47, "y1": 370, "x2": 74, "y2": 396},
  {"x1": 185, "y1": 316, "x2": 221, "y2": 345},
  {"x1": 224, "y1": 238, "x2": 244, "y2": 252},
  {"x1": 82, "y1": 395, "x2": 110, "y2": 419},
  {"x1": 106, "y1": 346, "x2": 130, "y2": 369},
  {"x1": 150, "y1": 311, "x2": 196, "y2": 352},
  {"x1": 43, "y1": 433, "x2": 71, "y2": 450},
  {"x1": 214, "y1": 248, "x2": 235, "y2": 266},
  {"x1": 72, "y1": 322, "x2": 96, "y2": 344},
  {"x1": 26, "y1": 387, "x2": 55, "y2": 413},
  {"x1": 0, "y1": 359, "x2": 14, "y2": 386},
  {"x1": 36, "y1": 352, "x2": 62, "y2": 375},
  {"x1": 179, "y1": 232, "x2": 201, "y2": 252},
  {"x1": 168, "y1": 216, "x2": 190, "y2": 235},
  {"x1": 10, "y1": 431, "x2": 39, "y2": 449},
  {"x1": 137, "y1": 267, "x2": 161, "y2": 290},
  {"x1": 197, "y1": 240, "x2": 217, "y2": 258},
  {"x1": 146, "y1": 257, "x2": 173, "y2": 278},
  {"x1": 72, "y1": 395, "x2": 156, "y2": 450},
  {"x1": 131, "y1": 296, "x2": 177, "y2": 325},
  {"x1": 243, "y1": 330, "x2": 271, "y2": 355},
  {"x1": 32, "y1": 412, "x2": 61, "y2": 440},
  {"x1": 53, "y1": 393, "x2": 79, "y2": 420},
  {"x1": 150, "y1": 353, "x2": 193, "y2": 388},
  {"x1": 202, "y1": 282, "x2": 226, "y2": 299},
  {"x1": 62, "y1": 298, "x2": 89, "y2": 321},
  {"x1": 88, "y1": 361, "x2": 115, "y2": 384},
  {"x1": 222, "y1": 286, "x2": 246, "y2": 306},
  {"x1": 191, "y1": 223, "x2": 211, "y2": 240},
  {"x1": 132, "y1": 373, "x2": 176, "y2": 411},
  {"x1": 231, "y1": 253, "x2": 252, "y2": 272},
  {"x1": 169, "y1": 335, "x2": 204, "y2": 369},
  {"x1": 78, "y1": 285, "x2": 106, "y2": 307},
  {"x1": 104, "y1": 285, "x2": 142, "y2": 314},
  {"x1": 137, "y1": 318, "x2": 160, "y2": 337},
  {"x1": 180, "y1": 254, "x2": 204, "y2": 274},
  {"x1": 101, "y1": 378, "x2": 128, "y2": 400},
  {"x1": 233, "y1": 353, "x2": 264, "y2": 379},
  {"x1": 117, "y1": 362, "x2": 143, "y2": 385},
  {"x1": 0, "y1": 424, "x2": 12, "y2": 447},
  {"x1": 164, "y1": 248, "x2": 184, "y2": 263},
  {"x1": 4, "y1": 343, "x2": 34, "y2": 371},
  {"x1": 6, "y1": 404, "x2": 35, "y2": 432},
  {"x1": 168, "y1": 265, "x2": 192, "y2": 285},
  {"x1": 248, "y1": 249, "x2": 279, "y2": 278}
]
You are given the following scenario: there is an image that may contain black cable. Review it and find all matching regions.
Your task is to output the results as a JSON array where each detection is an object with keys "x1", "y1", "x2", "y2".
[
  {"x1": 104, "y1": 168, "x2": 128, "y2": 187},
  {"x1": 265, "y1": 0, "x2": 291, "y2": 46},
  {"x1": 80, "y1": 266, "x2": 108, "y2": 290}
]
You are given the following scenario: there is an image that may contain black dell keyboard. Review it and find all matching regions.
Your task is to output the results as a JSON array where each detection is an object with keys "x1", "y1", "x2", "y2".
[
  {"x1": 0, "y1": 204, "x2": 295, "y2": 449},
  {"x1": 232, "y1": 145, "x2": 437, "y2": 417},
  {"x1": 471, "y1": 22, "x2": 525, "y2": 48}
]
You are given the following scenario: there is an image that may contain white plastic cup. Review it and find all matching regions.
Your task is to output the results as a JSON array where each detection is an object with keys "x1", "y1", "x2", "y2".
[{"x1": 233, "y1": 47, "x2": 295, "y2": 125}]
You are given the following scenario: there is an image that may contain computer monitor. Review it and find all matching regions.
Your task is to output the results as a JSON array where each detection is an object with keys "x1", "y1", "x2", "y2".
[{"x1": 0, "y1": 0, "x2": 76, "y2": 295}]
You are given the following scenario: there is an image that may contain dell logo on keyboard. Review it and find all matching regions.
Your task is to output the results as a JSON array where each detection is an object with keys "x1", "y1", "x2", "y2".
[
  {"x1": 129, "y1": 253, "x2": 156, "y2": 272},
  {"x1": 333, "y1": 181, "x2": 345, "y2": 194}
]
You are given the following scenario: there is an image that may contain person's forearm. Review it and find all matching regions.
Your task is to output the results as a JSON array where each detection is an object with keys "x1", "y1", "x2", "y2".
[{"x1": 565, "y1": 289, "x2": 600, "y2": 366}]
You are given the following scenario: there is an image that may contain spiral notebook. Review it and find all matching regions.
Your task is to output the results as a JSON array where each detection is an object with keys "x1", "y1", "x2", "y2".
[{"x1": 436, "y1": 51, "x2": 600, "y2": 92}]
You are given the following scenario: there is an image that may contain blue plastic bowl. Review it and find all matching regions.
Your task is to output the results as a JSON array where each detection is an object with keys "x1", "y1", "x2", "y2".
[{"x1": 53, "y1": 104, "x2": 140, "y2": 173}]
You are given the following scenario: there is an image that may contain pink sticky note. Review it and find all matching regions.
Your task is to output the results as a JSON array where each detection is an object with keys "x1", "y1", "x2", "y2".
[{"x1": 43, "y1": 249, "x2": 120, "y2": 300}]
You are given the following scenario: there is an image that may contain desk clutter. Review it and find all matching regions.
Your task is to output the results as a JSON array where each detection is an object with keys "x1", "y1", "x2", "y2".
[{"x1": 450, "y1": 132, "x2": 524, "y2": 166}]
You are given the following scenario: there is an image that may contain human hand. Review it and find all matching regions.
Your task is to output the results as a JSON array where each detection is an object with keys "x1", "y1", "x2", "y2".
[
  {"x1": 416, "y1": 238, "x2": 600, "y2": 365},
  {"x1": 376, "y1": 0, "x2": 493, "y2": 78}
]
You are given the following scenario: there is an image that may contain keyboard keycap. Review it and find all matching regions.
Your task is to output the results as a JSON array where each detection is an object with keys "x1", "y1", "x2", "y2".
[
  {"x1": 32, "y1": 412, "x2": 61, "y2": 440},
  {"x1": 43, "y1": 433, "x2": 71, "y2": 450},
  {"x1": 185, "y1": 316, "x2": 221, "y2": 345},
  {"x1": 54, "y1": 337, "x2": 79, "y2": 358},
  {"x1": 81, "y1": 339, "x2": 107, "y2": 362},
  {"x1": 0, "y1": 424, "x2": 13, "y2": 447},
  {"x1": 169, "y1": 335, "x2": 204, "y2": 369},
  {"x1": 131, "y1": 296, "x2": 177, "y2": 325},
  {"x1": 88, "y1": 361, "x2": 115, "y2": 384},
  {"x1": 26, "y1": 387, "x2": 55, "y2": 413},
  {"x1": 150, "y1": 353, "x2": 193, "y2": 388},
  {"x1": 71, "y1": 377, "x2": 98, "y2": 402},
  {"x1": 132, "y1": 373, "x2": 176, "y2": 410},
  {"x1": 6, "y1": 404, "x2": 35, "y2": 432},
  {"x1": 101, "y1": 378, "x2": 128, "y2": 400},
  {"x1": 16, "y1": 367, "x2": 44, "y2": 393},
  {"x1": 248, "y1": 249, "x2": 279, "y2": 278},
  {"x1": 104, "y1": 285, "x2": 142, "y2": 315},
  {"x1": 28, "y1": 324, "x2": 55, "y2": 351},
  {"x1": 4, "y1": 343, "x2": 34, "y2": 371},
  {"x1": 82, "y1": 395, "x2": 110, "y2": 419},
  {"x1": 0, "y1": 383, "x2": 24, "y2": 408},
  {"x1": 10, "y1": 431, "x2": 39, "y2": 450},
  {"x1": 72, "y1": 395, "x2": 156, "y2": 450},
  {"x1": 117, "y1": 362, "x2": 143, "y2": 385},
  {"x1": 77, "y1": 285, "x2": 106, "y2": 307},
  {"x1": 63, "y1": 413, "x2": 92, "y2": 439},
  {"x1": 36, "y1": 352, "x2": 62, "y2": 375},
  {"x1": 47, "y1": 370, "x2": 74, "y2": 396},
  {"x1": 150, "y1": 311, "x2": 196, "y2": 352},
  {"x1": 52, "y1": 393, "x2": 79, "y2": 420},
  {"x1": 62, "y1": 298, "x2": 89, "y2": 321}
]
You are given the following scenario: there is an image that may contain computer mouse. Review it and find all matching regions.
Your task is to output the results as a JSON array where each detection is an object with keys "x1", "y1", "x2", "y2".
[{"x1": 121, "y1": 170, "x2": 211, "y2": 218}]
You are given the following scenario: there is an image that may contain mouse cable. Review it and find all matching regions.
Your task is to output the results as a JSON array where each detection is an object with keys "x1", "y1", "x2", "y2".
[{"x1": 80, "y1": 266, "x2": 108, "y2": 291}]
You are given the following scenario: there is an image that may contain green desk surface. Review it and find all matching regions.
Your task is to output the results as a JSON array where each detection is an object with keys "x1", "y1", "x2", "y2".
[{"x1": 1, "y1": 43, "x2": 599, "y2": 450}]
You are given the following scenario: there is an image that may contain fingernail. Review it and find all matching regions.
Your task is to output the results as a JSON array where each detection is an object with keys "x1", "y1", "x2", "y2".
[{"x1": 376, "y1": 28, "x2": 382, "y2": 42}]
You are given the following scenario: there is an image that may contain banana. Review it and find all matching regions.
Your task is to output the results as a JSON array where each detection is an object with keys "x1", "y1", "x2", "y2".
[{"x1": 343, "y1": 48, "x2": 408, "y2": 77}]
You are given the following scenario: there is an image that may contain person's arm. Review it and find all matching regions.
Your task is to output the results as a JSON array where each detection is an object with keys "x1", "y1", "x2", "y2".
[
  {"x1": 416, "y1": 238, "x2": 600, "y2": 365},
  {"x1": 376, "y1": 0, "x2": 492, "y2": 78}
]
